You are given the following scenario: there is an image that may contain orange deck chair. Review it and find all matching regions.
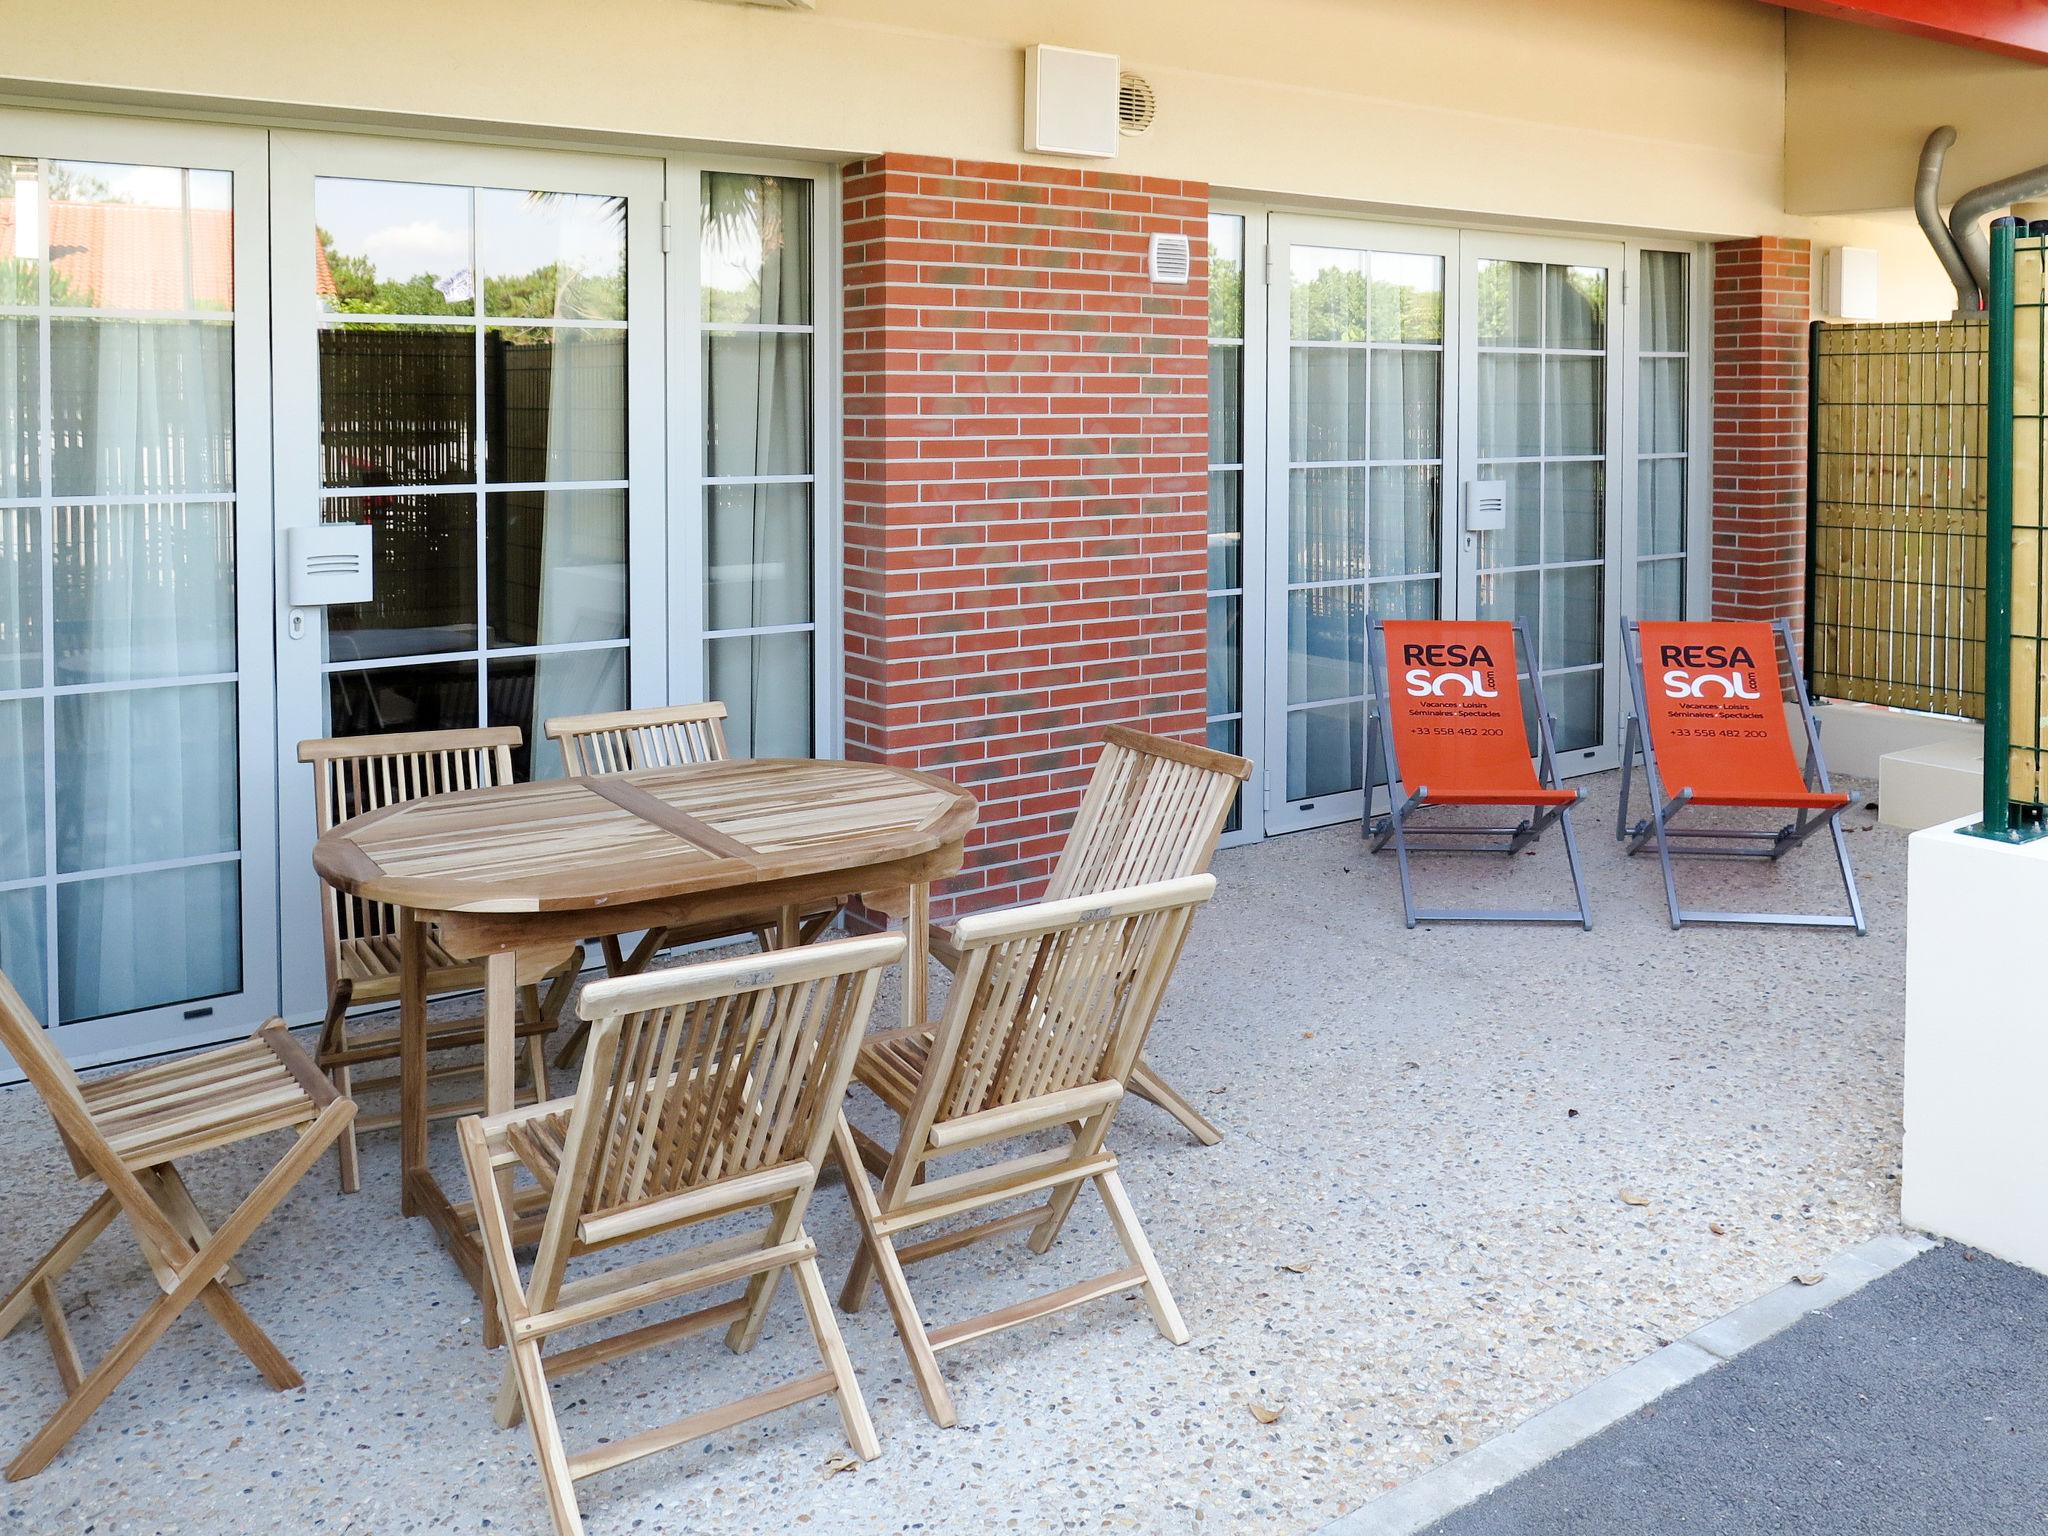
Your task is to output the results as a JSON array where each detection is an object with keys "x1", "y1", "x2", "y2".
[
  {"x1": 1617, "y1": 618, "x2": 1865, "y2": 933},
  {"x1": 1365, "y1": 618, "x2": 1592, "y2": 929}
]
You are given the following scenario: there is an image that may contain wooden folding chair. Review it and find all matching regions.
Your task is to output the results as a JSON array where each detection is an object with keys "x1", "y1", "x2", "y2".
[
  {"x1": 927, "y1": 726, "x2": 1250, "y2": 1146},
  {"x1": 836, "y1": 874, "x2": 1215, "y2": 1428},
  {"x1": 300, "y1": 726, "x2": 582, "y2": 1192},
  {"x1": 0, "y1": 974, "x2": 355, "y2": 1480},
  {"x1": 456, "y1": 933, "x2": 901, "y2": 1536},
  {"x1": 543, "y1": 702, "x2": 844, "y2": 1067},
  {"x1": 1364, "y1": 618, "x2": 1593, "y2": 929},
  {"x1": 1617, "y1": 617, "x2": 1867, "y2": 932}
]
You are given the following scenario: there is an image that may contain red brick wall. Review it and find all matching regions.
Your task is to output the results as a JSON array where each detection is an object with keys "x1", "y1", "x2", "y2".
[
  {"x1": 1710, "y1": 236, "x2": 1812, "y2": 625},
  {"x1": 842, "y1": 154, "x2": 1210, "y2": 915}
]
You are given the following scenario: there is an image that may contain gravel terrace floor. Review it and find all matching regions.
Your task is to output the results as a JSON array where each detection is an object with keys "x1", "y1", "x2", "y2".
[{"x1": 0, "y1": 770, "x2": 1910, "y2": 1535}]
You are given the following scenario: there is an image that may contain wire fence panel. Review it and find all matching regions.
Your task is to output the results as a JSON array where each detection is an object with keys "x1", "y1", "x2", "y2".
[
  {"x1": 1809, "y1": 317, "x2": 1988, "y2": 719},
  {"x1": 2007, "y1": 239, "x2": 2048, "y2": 803}
]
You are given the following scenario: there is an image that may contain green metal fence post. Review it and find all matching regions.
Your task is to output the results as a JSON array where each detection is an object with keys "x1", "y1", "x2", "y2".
[{"x1": 1976, "y1": 222, "x2": 2018, "y2": 839}]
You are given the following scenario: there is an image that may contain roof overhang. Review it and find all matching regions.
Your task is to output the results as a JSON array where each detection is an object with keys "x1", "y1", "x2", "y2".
[{"x1": 1765, "y1": 1, "x2": 2048, "y2": 65}]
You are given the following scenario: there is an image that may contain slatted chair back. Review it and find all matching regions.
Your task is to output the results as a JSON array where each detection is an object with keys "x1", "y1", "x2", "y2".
[
  {"x1": 1045, "y1": 728, "x2": 1252, "y2": 903},
  {"x1": 296, "y1": 727, "x2": 521, "y2": 986},
  {"x1": 545, "y1": 702, "x2": 731, "y2": 777},
  {"x1": 913, "y1": 875, "x2": 1216, "y2": 1137},
  {"x1": 530, "y1": 934, "x2": 900, "y2": 1279}
]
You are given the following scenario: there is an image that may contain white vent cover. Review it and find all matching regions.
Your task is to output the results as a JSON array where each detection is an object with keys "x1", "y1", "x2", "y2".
[
  {"x1": 1118, "y1": 72, "x2": 1156, "y2": 135},
  {"x1": 1024, "y1": 45, "x2": 1119, "y2": 159},
  {"x1": 1823, "y1": 245, "x2": 1880, "y2": 321},
  {"x1": 288, "y1": 524, "x2": 374, "y2": 607},
  {"x1": 1148, "y1": 232, "x2": 1191, "y2": 285},
  {"x1": 1463, "y1": 478, "x2": 1508, "y2": 533}
]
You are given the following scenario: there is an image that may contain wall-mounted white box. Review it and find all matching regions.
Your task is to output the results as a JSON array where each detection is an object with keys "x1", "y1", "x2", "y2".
[
  {"x1": 1024, "y1": 45, "x2": 1119, "y2": 159},
  {"x1": 287, "y1": 524, "x2": 373, "y2": 607},
  {"x1": 1823, "y1": 246, "x2": 1881, "y2": 321}
]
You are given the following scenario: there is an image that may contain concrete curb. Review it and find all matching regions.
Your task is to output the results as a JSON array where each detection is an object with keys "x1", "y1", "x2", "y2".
[{"x1": 1316, "y1": 1230, "x2": 1939, "y2": 1536}]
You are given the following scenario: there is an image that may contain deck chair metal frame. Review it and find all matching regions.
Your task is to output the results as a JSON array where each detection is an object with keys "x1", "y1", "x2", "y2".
[
  {"x1": 835, "y1": 874, "x2": 1214, "y2": 1429},
  {"x1": 300, "y1": 725, "x2": 579, "y2": 1191},
  {"x1": 1616, "y1": 616, "x2": 1867, "y2": 933},
  {"x1": 926, "y1": 725, "x2": 1251, "y2": 1146},
  {"x1": 1363, "y1": 618, "x2": 1593, "y2": 929},
  {"x1": 544, "y1": 702, "x2": 843, "y2": 1068},
  {"x1": 457, "y1": 933, "x2": 901, "y2": 1536},
  {"x1": 0, "y1": 974, "x2": 355, "y2": 1481}
]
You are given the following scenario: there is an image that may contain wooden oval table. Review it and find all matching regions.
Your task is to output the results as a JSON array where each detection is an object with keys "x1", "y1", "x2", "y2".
[{"x1": 312, "y1": 757, "x2": 977, "y2": 1334}]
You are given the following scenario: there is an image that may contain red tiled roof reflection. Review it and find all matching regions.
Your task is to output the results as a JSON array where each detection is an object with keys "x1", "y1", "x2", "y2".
[{"x1": 0, "y1": 201, "x2": 337, "y2": 308}]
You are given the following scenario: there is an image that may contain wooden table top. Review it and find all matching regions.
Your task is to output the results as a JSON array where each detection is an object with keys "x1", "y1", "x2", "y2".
[{"x1": 312, "y1": 758, "x2": 978, "y2": 917}]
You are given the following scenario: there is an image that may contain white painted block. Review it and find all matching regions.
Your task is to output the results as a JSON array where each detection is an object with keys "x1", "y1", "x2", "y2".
[
  {"x1": 1904, "y1": 817, "x2": 2048, "y2": 1275},
  {"x1": 1808, "y1": 699, "x2": 1980, "y2": 779},
  {"x1": 1879, "y1": 740, "x2": 1983, "y2": 830},
  {"x1": 1023, "y1": 45, "x2": 1119, "y2": 159}
]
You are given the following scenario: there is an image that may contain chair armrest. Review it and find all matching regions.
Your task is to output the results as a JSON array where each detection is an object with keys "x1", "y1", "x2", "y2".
[{"x1": 927, "y1": 920, "x2": 962, "y2": 973}]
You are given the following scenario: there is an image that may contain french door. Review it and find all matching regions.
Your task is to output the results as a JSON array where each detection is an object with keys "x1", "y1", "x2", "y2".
[
  {"x1": 0, "y1": 111, "x2": 278, "y2": 1070},
  {"x1": 270, "y1": 134, "x2": 666, "y2": 1022},
  {"x1": 1255, "y1": 219, "x2": 1633, "y2": 835},
  {"x1": 1454, "y1": 233, "x2": 1626, "y2": 772}
]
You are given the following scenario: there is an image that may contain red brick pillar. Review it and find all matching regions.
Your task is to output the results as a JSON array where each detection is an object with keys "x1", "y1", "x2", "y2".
[
  {"x1": 1710, "y1": 236, "x2": 1812, "y2": 625},
  {"x1": 842, "y1": 155, "x2": 1210, "y2": 915}
]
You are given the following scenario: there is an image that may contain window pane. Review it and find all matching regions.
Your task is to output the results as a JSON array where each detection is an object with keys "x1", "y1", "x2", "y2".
[
  {"x1": 1289, "y1": 348, "x2": 1368, "y2": 463},
  {"x1": 1208, "y1": 470, "x2": 1242, "y2": 589},
  {"x1": 59, "y1": 862, "x2": 239, "y2": 1022},
  {"x1": 1291, "y1": 248, "x2": 1368, "y2": 342},
  {"x1": 706, "y1": 482, "x2": 812, "y2": 631},
  {"x1": 1208, "y1": 343, "x2": 1242, "y2": 464},
  {"x1": 319, "y1": 325, "x2": 475, "y2": 488},
  {"x1": 1207, "y1": 595, "x2": 1240, "y2": 717},
  {"x1": 0, "y1": 503, "x2": 38, "y2": 690},
  {"x1": 1285, "y1": 701, "x2": 1362, "y2": 800},
  {"x1": 1477, "y1": 354, "x2": 1540, "y2": 458},
  {"x1": 50, "y1": 319, "x2": 234, "y2": 497},
  {"x1": 1370, "y1": 576, "x2": 1439, "y2": 624},
  {"x1": 0, "y1": 159, "x2": 38, "y2": 305},
  {"x1": 705, "y1": 332, "x2": 811, "y2": 477},
  {"x1": 0, "y1": 696, "x2": 43, "y2": 882},
  {"x1": 53, "y1": 501, "x2": 235, "y2": 683},
  {"x1": 316, "y1": 178, "x2": 473, "y2": 316},
  {"x1": 1638, "y1": 557, "x2": 1685, "y2": 621},
  {"x1": 1477, "y1": 568, "x2": 1541, "y2": 661},
  {"x1": 709, "y1": 631, "x2": 813, "y2": 758},
  {"x1": 485, "y1": 326, "x2": 627, "y2": 484},
  {"x1": 1208, "y1": 214, "x2": 1244, "y2": 339},
  {"x1": 1371, "y1": 252, "x2": 1444, "y2": 343},
  {"x1": 0, "y1": 885, "x2": 46, "y2": 1024},
  {"x1": 323, "y1": 494, "x2": 477, "y2": 661},
  {"x1": 327, "y1": 658, "x2": 479, "y2": 738},
  {"x1": 1641, "y1": 357, "x2": 1686, "y2": 454},
  {"x1": 1287, "y1": 583, "x2": 1365, "y2": 704},
  {"x1": 487, "y1": 489, "x2": 626, "y2": 648},
  {"x1": 1543, "y1": 462, "x2": 1604, "y2": 564},
  {"x1": 0, "y1": 316, "x2": 36, "y2": 496},
  {"x1": 1544, "y1": 668, "x2": 1602, "y2": 753},
  {"x1": 1475, "y1": 259, "x2": 1541, "y2": 347},
  {"x1": 479, "y1": 188, "x2": 625, "y2": 321},
  {"x1": 47, "y1": 161, "x2": 233, "y2": 312},
  {"x1": 1547, "y1": 265, "x2": 1606, "y2": 350},
  {"x1": 701, "y1": 174, "x2": 811, "y2": 327},
  {"x1": 55, "y1": 681, "x2": 238, "y2": 872},
  {"x1": 1369, "y1": 465, "x2": 1440, "y2": 578},
  {"x1": 1544, "y1": 356, "x2": 1604, "y2": 456},
  {"x1": 1542, "y1": 566, "x2": 1602, "y2": 669},
  {"x1": 1642, "y1": 250, "x2": 1690, "y2": 353},
  {"x1": 1369, "y1": 348, "x2": 1440, "y2": 461},
  {"x1": 1640, "y1": 458, "x2": 1687, "y2": 556},
  {"x1": 1288, "y1": 467, "x2": 1370, "y2": 583},
  {"x1": 490, "y1": 647, "x2": 627, "y2": 781}
]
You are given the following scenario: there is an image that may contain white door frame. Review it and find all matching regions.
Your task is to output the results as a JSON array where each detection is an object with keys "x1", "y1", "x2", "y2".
[
  {"x1": 1261, "y1": 212, "x2": 1463, "y2": 835},
  {"x1": 0, "y1": 107, "x2": 278, "y2": 1072},
  {"x1": 269, "y1": 130, "x2": 667, "y2": 1022},
  {"x1": 1454, "y1": 228, "x2": 1628, "y2": 774}
]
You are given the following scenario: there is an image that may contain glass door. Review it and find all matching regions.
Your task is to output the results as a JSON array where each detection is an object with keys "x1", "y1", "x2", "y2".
[
  {"x1": 270, "y1": 133, "x2": 664, "y2": 1022},
  {"x1": 1263, "y1": 216, "x2": 1458, "y2": 832},
  {"x1": 0, "y1": 111, "x2": 277, "y2": 1072},
  {"x1": 1456, "y1": 234, "x2": 1626, "y2": 769}
]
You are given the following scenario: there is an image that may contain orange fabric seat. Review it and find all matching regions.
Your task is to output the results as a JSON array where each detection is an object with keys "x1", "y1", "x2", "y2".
[{"x1": 1379, "y1": 620, "x2": 1557, "y2": 807}]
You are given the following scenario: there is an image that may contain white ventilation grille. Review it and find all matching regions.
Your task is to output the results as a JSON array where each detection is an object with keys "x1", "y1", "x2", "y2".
[
  {"x1": 1118, "y1": 72, "x2": 1156, "y2": 135},
  {"x1": 1148, "y1": 232, "x2": 1191, "y2": 285}
]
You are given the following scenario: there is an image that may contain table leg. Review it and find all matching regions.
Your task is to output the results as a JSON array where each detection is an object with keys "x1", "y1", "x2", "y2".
[
  {"x1": 904, "y1": 881, "x2": 930, "y2": 1034},
  {"x1": 399, "y1": 912, "x2": 428, "y2": 1217},
  {"x1": 483, "y1": 950, "x2": 518, "y2": 1117}
]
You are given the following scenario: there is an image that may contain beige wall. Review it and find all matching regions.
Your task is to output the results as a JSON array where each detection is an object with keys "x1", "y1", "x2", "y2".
[
  {"x1": 9, "y1": 0, "x2": 1787, "y2": 235},
  {"x1": 0, "y1": 0, "x2": 1975, "y2": 317}
]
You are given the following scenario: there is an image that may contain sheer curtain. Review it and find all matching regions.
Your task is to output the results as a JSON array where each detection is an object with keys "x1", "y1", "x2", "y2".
[{"x1": 58, "y1": 319, "x2": 238, "y2": 1019}]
